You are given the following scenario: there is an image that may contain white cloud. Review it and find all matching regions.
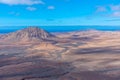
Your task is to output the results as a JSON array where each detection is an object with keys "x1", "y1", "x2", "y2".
[
  {"x1": 48, "y1": 6, "x2": 55, "y2": 10},
  {"x1": 110, "y1": 4, "x2": 120, "y2": 11},
  {"x1": 0, "y1": 0, "x2": 44, "y2": 5},
  {"x1": 9, "y1": 11, "x2": 20, "y2": 16},
  {"x1": 112, "y1": 12, "x2": 120, "y2": 17},
  {"x1": 26, "y1": 7, "x2": 37, "y2": 11},
  {"x1": 95, "y1": 5, "x2": 120, "y2": 17},
  {"x1": 96, "y1": 6, "x2": 107, "y2": 12}
]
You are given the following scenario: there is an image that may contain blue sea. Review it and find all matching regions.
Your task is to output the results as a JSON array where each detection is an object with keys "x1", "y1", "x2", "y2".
[{"x1": 0, "y1": 26, "x2": 120, "y2": 34}]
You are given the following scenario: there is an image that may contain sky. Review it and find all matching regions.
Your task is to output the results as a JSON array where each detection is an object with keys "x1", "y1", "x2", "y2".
[{"x1": 0, "y1": 0, "x2": 120, "y2": 26}]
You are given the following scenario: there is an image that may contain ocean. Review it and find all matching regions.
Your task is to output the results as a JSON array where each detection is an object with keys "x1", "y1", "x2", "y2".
[{"x1": 0, "y1": 26, "x2": 120, "y2": 34}]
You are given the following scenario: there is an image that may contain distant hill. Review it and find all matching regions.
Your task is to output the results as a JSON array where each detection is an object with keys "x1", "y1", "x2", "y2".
[{"x1": 0, "y1": 27, "x2": 56, "y2": 42}]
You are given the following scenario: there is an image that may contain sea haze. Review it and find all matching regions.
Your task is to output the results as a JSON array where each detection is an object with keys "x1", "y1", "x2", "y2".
[{"x1": 0, "y1": 26, "x2": 120, "y2": 33}]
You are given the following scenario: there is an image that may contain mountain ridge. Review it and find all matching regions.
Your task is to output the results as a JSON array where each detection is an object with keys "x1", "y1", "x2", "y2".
[{"x1": 0, "y1": 27, "x2": 56, "y2": 42}]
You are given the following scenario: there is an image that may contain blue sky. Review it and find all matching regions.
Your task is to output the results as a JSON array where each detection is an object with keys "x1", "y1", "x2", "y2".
[{"x1": 0, "y1": 0, "x2": 120, "y2": 26}]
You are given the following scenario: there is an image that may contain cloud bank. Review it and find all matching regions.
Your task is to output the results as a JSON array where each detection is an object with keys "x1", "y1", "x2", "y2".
[
  {"x1": 0, "y1": 0, "x2": 44, "y2": 5},
  {"x1": 96, "y1": 4, "x2": 120, "y2": 17}
]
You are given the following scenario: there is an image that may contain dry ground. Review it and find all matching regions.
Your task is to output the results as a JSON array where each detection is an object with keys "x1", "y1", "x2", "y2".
[{"x1": 0, "y1": 31, "x2": 120, "y2": 80}]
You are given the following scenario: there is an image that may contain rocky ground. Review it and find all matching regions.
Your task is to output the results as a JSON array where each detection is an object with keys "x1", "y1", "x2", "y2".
[{"x1": 0, "y1": 28, "x2": 120, "y2": 80}]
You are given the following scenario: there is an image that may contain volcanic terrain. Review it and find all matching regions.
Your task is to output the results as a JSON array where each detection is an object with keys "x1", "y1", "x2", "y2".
[{"x1": 0, "y1": 27, "x2": 120, "y2": 80}]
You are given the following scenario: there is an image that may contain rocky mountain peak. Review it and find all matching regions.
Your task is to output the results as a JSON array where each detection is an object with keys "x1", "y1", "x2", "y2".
[{"x1": 0, "y1": 27, "x2": 55, "y2": 42}]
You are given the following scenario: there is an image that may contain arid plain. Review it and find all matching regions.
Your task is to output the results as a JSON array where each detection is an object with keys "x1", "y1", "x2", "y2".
[{"x1": 0, "y1": 27, "x2": 120, "y2": 80}]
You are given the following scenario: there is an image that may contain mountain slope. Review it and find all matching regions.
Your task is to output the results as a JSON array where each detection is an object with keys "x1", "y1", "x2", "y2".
[{"x1": 0, "y1": 27, "x2": 55, "y2": 42}]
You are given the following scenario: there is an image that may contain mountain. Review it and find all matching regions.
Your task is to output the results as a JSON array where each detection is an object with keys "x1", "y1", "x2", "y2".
[{"x1": 0, "y1": 27, "x2": 55, "y2": 42}]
